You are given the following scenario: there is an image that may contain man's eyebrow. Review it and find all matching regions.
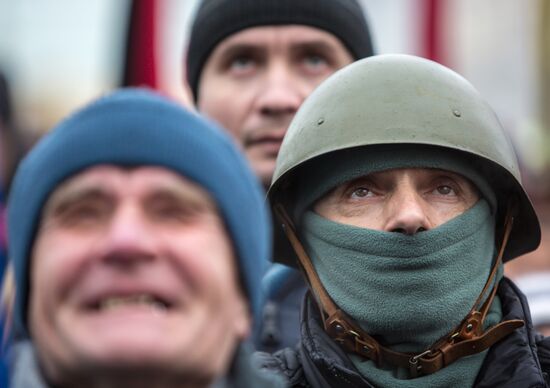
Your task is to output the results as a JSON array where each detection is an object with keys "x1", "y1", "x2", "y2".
[
  {"x1": 218, "y1": 43, "x2": 266, "y2": 60},
  {"x1": 147, "y1": 185, "x2": 217, "y2": 212},
  {"x1": 345, "y1": 175, "x2": 376, "y2": 185},
  {"x1": 290, "y1": 40, "x2": 339, "y2": 54},
  {"x1": 428, "y1": 169, "x2": 468, "y2": 181}
]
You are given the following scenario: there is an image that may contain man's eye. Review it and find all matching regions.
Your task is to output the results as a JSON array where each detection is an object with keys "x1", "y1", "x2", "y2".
[
  {"x1": 350, "y1": 187, "x2": 372, "y2": 199},
  {"x1": 435, "y1": 185, "x2": 455, "y2": 195},
  {"x1": 229, "y1": 56, "x2": 256, "y2": 74},
  {"x1": 153, "y1": 205, "x2": 184, "y2": 218},
  {"x1": 305, "y1": 55, "x2": 326, "y2": 66},
  {"x1": 151, "y1": 203, "x2": 199, "y2": 223},
  {"x1": 302, "y1": 55, "x2": 329, "y2": 73},
  {"x1": 59, "y1": 205, "x2": 106, "y2": 225}
]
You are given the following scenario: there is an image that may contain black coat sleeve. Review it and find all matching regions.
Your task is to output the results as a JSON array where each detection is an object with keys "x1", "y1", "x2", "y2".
[{"x1": 536, "y1": 334, "x2": 550, "y2": 385}]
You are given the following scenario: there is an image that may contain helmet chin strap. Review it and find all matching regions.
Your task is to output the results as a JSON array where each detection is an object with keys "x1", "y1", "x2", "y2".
[{"x1": 274, "y1": 202, "x2": 524, "y2": 378}]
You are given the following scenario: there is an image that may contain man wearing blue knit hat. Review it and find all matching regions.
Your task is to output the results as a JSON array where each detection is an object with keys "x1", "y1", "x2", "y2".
[{"x1": 6, "y1": 89, "x2": 285, "y2": 388}]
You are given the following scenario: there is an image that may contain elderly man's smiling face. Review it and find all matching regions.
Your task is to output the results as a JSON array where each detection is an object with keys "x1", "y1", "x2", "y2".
[
  {"x1": 314, "y1": 168, "x2": 480, "y2": 234},
  {"x1": 29, "y1": 165, "x2": 250, "y2": 387}
]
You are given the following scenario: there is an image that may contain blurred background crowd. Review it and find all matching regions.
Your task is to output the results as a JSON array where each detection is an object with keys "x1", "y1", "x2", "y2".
[{"x1": 1, "y1": 0, "x2": 550, "y2": 384}]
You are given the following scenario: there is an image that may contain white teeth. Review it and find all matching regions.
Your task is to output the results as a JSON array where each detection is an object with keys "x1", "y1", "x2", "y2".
[{"x1": 98, "y1": 294, "x2": 167, "y2": 311}]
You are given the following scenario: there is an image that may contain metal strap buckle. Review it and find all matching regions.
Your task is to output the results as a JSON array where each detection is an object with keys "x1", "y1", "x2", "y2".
[{"x1": 409, "y1": 349, "x2": 432, "y2": 377}]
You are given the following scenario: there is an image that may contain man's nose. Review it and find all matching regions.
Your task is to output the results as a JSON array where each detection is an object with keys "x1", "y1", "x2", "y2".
[
  {"x1": 100, "y1": 205, "x2": 155, "y2": 265},
  {"x1": 256, "y1": 64, "x2": 303, "y2": 117},
  {"x1": 383, "y1": 187, "x2": 430, "y2": 235}
]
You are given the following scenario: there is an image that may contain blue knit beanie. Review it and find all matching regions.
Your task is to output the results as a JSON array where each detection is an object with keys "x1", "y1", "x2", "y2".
[{"x1": 7, "y1": 88, "x2": 271, "y2": 336}]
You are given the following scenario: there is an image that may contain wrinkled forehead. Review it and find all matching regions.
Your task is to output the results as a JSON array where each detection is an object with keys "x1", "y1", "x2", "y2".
[
  {"x1": 289, "y1": 145, "x2": 497, "y2": 222},
  {"x1": 333, "y1": 167, "x2": 475, "y2": 187},
  {"x1": 42, "y1": 165, "x2": 217, "y2": 217}
]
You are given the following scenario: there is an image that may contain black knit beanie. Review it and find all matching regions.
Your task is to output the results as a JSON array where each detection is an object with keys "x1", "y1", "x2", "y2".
[{"x1": 185, "y1": 0, "x2": 374, "y2": 101}]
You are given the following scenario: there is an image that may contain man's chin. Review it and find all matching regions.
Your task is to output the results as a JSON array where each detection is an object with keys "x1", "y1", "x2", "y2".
[
  {"x1": 82, "y1": 346, "x2": 216, "y2": 387},
  {"x1": 73, "y1": 340, "x2": 179, "y2": 368},
  {"x1": 58, "y1": 310, "x2": 210, "y2": 367},
  {"x1": 39, "y1": 343, "x2": 193, "y2": 388},
  {"x1": 61, "y1": 326, "x2": 187, "y2": 368}
]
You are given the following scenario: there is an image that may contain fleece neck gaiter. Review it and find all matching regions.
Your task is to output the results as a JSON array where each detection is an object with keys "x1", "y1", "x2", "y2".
[{"x1": 301, "y1": 200, "x2": 503, "y2": 387}]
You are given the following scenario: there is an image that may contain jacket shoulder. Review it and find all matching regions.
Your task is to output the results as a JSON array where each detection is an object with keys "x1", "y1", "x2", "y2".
[
  {"x1": 536, "y1": 334, "x2": 550, "y2": 385},
  {"x1": 253, "y1": 348, "x2": 310, "y2": 387}
]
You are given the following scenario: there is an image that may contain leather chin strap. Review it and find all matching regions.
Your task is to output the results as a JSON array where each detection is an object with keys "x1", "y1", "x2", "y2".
[{"x1": 273, "y1": 203, "x2": 524, "y2": 378}]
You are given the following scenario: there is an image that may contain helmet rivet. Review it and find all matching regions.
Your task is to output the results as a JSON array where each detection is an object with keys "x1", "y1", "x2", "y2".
[
  {"x1": 466, "y1": 323, "x2": 474, "y2": 332},
  {"x1": 452, "y1": 109, "x2": 461, "y2": 117},
  {"x1": 334, "y1": 324, "x2": 344, "y2": 334},
  {"x1": 317, "y1": 118, "x2": 325, "y2": 125}
]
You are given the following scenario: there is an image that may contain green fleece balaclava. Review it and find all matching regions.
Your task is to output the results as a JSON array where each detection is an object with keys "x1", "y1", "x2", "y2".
[{"x1": 296, "y1": 146, "x2": 503, "y2": 387}]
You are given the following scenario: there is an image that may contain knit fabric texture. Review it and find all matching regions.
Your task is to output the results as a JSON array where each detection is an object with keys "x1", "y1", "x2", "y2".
[
  {"x1": 292, "y1": 145, "x2": 497, "y2": 222},
  {"x1": 7, "y1": 88, "x2": 271, "y2": 336},
  {"x1": 185, "y1": 0, "x2": 374, "y2": 100},
  {"x1": 301, "y1": 200, "x2": 503, "y2": 385}
]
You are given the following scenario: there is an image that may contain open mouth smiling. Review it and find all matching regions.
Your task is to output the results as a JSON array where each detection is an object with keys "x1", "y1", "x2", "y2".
[
  {"x1": 84, "y1": 291, "x2": 175, "y2": 313},
  {"x1": 94, "y1": 294, "x2": 170, "y2": 311}
]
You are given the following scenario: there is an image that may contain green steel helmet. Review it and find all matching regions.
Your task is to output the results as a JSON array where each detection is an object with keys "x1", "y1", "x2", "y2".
[{"x1": 269, "y1": 54, "x2": 541, "y2": 263}]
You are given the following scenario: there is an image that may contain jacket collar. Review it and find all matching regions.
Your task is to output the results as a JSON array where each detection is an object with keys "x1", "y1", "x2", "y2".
[
  {"x1": 474, "y1": 277, "x2": 547, "y2": 387},
  {"x1": 298, "y1": 278, "x2": 546, "y2": 388},
  {"x1": 9, "y1": 341, "x2": 49, "y2": 388},
  {"x1": 9, "y1": 341, "x2": 284, "y2": 388}
]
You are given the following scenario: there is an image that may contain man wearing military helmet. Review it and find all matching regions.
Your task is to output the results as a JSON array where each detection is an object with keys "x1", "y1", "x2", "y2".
[{"x1": 259, "y1": 54, "x2": 550, "y2": 387}]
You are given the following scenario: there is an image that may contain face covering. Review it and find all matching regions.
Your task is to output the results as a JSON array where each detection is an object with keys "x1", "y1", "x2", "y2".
[{"x1": 301, "y1": 199, "x2": 503, "y2": 386}]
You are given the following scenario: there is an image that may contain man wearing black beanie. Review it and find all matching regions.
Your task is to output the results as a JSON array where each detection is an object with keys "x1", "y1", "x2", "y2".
[
  {"x1": 184, "y1": 0, "x2": 375, "y2": 353},
  {"x1": 186, "y1": 0, "x2": 374, "y2": 187}
]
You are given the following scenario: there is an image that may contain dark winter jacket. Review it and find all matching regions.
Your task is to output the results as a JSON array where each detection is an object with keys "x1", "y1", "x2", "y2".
[
  {"x1": 255, "y1": 277, "x2": 550, "y2": 387},
  {"x1": 257, "y1": 264, "x2": 307, "y2": 352},
  {"x1": 9, "y1": 341, "x2": 287, "y2": 388}
]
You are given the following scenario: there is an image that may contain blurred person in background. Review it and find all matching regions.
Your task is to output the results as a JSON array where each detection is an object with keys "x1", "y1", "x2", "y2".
[
  {"x1": 514, "y1": 272, "x2": 550, "y2": 336},
  {"x1": 1, "y1": 70, "x2": 20, "y2": 280},
  {"x1": 505, "y1": 207, "x2": 550, "y2": 337},
  {"x1": 6, "y1": 89, "x2": 285, "y2": 388},
  {"x1": 258, "y1": 54, "x2": 550, "y2": 387},
  {"x1": 0, "y1": 71, "x2": 25, "y2": 198},
  {"x1": 184, "y1": 0, "x2": 375, "y2": 352},
  {"x1": 0, "y1": 69, "x2": 23, "y2": 388}
]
